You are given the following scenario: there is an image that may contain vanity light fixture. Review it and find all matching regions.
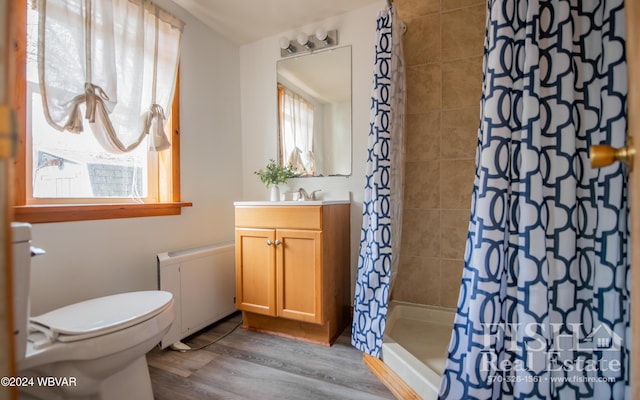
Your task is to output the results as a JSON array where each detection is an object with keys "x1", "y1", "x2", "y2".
[{"x1": 279, "y1": 29, "x2": 339, "y2": 58}]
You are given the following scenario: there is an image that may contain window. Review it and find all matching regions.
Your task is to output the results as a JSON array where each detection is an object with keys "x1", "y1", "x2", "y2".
[
  {"x1": 278, "y1": 84, "x2": 316, "y2": 176},
  {"x1": 11, "y1": 0, "x2": 190, "y2": 223},
  {"x1": 28, "y1": 87, "x2": 155, "y2": 201}
]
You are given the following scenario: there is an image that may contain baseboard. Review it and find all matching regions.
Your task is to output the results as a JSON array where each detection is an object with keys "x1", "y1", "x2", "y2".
[{"x1": 362, "y1": 353, "x2": 421, "y2": 400}]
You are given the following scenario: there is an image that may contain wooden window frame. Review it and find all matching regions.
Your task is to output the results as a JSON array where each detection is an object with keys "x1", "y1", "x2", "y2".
[{"x1": 9, "y1": 0, "x2": 191, "y2": 223}]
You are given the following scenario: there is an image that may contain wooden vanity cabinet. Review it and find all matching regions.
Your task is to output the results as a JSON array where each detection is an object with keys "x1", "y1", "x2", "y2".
[
  {"x1": 234, "y1": 204, "x2": 350, "y2": 345},
  {"x1": 235, "y1": 227, "x2": 321, "y2": 323}
]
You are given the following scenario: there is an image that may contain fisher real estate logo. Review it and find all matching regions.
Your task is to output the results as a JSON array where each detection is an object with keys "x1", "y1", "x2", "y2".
[{"x1": 478, "y1": 322, "x2": 624, "y2": 376}]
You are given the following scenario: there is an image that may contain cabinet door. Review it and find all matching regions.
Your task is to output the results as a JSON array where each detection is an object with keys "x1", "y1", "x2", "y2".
[
  {"x1": 235, "y1": 228, "x2": 276, "y2": 316},
  {"x1": 276, "y1": 229, "x2": 322, "y2": 324}
]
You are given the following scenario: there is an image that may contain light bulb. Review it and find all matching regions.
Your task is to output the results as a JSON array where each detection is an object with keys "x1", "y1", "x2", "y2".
[
  {"x1": 279, "y1": 36, "x2": 291, "y2": 50},
  {"x1": 315, "y1": 28, "x2": 328, "y2": 42},
  {"x1": 296, "y1": 32, "x2": 309, "y2": 47}
]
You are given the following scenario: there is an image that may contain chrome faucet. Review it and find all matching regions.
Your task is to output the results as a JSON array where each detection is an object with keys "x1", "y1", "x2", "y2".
[
  {"x1": 297, "y1": 188, "x2": 321, "y2": 201},
  {"x1": 298, "y1": 188, "x2": 310, "y2": 201}
]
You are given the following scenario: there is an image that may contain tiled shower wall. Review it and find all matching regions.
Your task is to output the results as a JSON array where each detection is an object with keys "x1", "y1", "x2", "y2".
[{"x1": 392, "y1": 0, "x2": 485, "y2": 308}]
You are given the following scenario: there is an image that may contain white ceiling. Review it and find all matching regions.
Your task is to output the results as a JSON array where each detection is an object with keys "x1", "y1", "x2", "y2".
[{"x1": 170, "y1": 0, "x2": 381, "y2": 45}]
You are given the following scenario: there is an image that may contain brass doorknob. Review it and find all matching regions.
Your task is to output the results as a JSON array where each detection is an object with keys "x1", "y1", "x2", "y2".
[{"x1": 590, "y1": 137, "x2": 635, "y2": 171}]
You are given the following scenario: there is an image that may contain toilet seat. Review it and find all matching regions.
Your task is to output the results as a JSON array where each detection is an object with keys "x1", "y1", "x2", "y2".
[{"x1": 30, "y1": 291, "x2": 173, "y2": 343}]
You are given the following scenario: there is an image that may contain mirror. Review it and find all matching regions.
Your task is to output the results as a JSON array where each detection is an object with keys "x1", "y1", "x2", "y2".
[{"x1": 277, "y1": 46, "x2": 351, "y2": 177}]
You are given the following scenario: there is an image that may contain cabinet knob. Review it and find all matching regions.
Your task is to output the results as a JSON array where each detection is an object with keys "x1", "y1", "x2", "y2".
[
  {"x1": 275, "y1": 240, "x2": 281, "y2": 246},
  {"x1": 266, "y1": 240, "x2": 273, "y2": 246}
]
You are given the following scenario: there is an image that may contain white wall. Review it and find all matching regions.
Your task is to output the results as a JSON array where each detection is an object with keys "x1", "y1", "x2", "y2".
[
  {"x1": 28, "y1": 0, "x2": 244, "y2": 315},
  {"x1": 239, "y1": 2, "x2": 383, "y2": 297},
  {"x1": 324, "y1": 100, "x2": 351, "y2": 175}
]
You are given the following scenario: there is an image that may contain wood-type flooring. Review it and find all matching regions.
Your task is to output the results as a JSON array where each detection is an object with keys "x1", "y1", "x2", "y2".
[{"x1": 148, "y1": 313, "x2": 394, "y2": 400}]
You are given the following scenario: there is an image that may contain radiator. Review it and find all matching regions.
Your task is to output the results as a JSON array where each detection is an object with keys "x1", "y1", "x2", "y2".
[{"x1": 157, "y1": 242, "x2": 236, "y2": 349}]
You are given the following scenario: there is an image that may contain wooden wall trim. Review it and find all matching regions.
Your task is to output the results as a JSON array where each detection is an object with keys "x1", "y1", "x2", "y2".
[
  {"x1": 10, "y1": 0, "x2": 25, "y2": 208},
  {"x1": 4, "y1": 1, "x2": 25, "y2": 399},
  {"x1": 13, "y1": 202, "x2": 192, "y2": 223},
  {"x1": 626, "y1": 0, "x2": 640, "y2": 397},
  {"x1": 171, "y1": 66, "x2": 181, "y2": 202},
  {"x1": 362, "y1": 353, "x2": 421, "y2": 400}
]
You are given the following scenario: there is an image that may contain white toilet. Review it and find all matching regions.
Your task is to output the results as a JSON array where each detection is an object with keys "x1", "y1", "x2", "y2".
[{"x1": 11, "y1": 222, "x2": 175, "y2": 400}]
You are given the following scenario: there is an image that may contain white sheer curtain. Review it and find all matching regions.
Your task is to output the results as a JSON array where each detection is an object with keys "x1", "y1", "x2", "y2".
[
  {"x1": 280, "y1": 86, "x2": 316, "y2": 175},
  {"x1": 38, "y1": 0, "x2": 183, "y2": 153}
]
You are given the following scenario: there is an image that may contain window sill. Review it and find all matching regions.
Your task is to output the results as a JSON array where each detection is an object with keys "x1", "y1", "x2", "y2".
[{"x1": 13, "y1": 202, "x2": 193, "y2": 223}]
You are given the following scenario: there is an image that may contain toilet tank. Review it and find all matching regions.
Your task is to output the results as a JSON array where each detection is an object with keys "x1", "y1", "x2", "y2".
[{"x1": 11, "y1": 222, "x2": 32, "y2": 363}]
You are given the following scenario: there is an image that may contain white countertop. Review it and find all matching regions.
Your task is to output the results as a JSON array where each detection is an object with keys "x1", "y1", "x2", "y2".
[
  {"x1": 234, "y1": 199, "x2": 350, "y2": 206},
  {"x1": 234, "y1": 192, "x2": 351, "y2": 206}
]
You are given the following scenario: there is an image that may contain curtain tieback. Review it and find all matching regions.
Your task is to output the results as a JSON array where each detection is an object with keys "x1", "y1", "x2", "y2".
[
  {"x1": 145, "y1": 104, "x2": 171, "y2": 151},
  {"x1": 84, "y1": 82, "x2": 110, "y2": 124},
  {"x1": 147, "y1": 104, "x2": 166, "y2": 125},
  {"x1": 144, "y1": 104, "x2": 166, "y2": 136},
  {"x1": 63, "y1": 83, "x2": 110, "y2": 133}
]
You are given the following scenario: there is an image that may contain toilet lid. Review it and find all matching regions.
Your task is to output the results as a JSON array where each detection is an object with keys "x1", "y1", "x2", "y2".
[{"x1": 30, "y1": 291, "x2": 173, "y2": 342}]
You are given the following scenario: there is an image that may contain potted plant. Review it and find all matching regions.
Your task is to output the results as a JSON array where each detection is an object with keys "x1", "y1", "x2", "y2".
[{"x1": 254, "y1": 159, "x2": 299, "y2": 201}]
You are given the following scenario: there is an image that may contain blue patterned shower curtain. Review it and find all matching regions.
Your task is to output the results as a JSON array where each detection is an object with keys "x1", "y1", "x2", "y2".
[
  {"x1": 439, "y1": 1, "x2": 630, "y2": 399},
  {"x1": 352, "y1": 4, "x2": 405, "y2": 358}
]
